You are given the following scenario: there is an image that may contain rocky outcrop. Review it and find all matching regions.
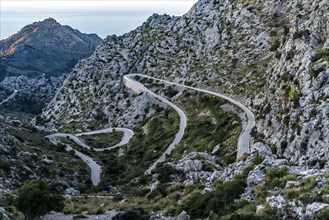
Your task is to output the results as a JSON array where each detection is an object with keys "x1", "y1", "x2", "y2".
[
  {"x1": 41, "y1": 0, "x2": 274, "y2": 129},
  {"x1": 250, "y1": 0, "x2": 329, "y2": 167}
]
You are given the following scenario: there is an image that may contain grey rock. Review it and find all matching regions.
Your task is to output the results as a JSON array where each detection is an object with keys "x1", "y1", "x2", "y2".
[
  {"x1": 247, "y1": 170, "x2": 265, "y2": 187},
  {"x1": 251, "y1": 142, "x2": 274, "y2": 158},
  {"x1": 177, "y1": 160, "x2": 202, "y2": 172},
  {"x1": 305, "y1": 202, "x2": 329, "y2": 217},
  {"x1": 64, "y1": 188, "x2": 80, "y2": 196},
  {"x1": 177, "y1": 211, "x2": 190, "y2": 220},
  {"x1": 0, "y1": 207, "x2": 9, "y2": 220},
  {"x1": 266, "y1": 195, "x2": 286, "y2": 209}
]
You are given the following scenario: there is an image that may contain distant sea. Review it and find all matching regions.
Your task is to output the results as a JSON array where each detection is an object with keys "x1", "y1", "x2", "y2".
[{"x1": 0, "y1": 1, "x2": 196, "y2": 40}]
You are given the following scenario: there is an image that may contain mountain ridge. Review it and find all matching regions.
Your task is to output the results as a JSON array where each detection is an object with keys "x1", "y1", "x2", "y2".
[{"x1": 0, "y1": 18, "x2": 102, "y2": 120}]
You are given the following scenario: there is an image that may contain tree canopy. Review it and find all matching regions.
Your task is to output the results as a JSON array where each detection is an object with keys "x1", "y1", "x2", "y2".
[{"x1": 15, "y1": 180, "x2": 64, "y2": 220}]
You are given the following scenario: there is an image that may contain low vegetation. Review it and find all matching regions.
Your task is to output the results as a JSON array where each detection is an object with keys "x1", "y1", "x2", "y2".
[
  {"x1": 79, "y1": 132, "x2": 123, "y2": 149},
  {"x1": 53, "y1": 82, "x2": 247, "y2": 216},
  {"x1": 57, "y1": 105, "x2": 179, "y2": 192},
  {"x1": 168, "y1": 90, "x2": 242, "y2": 165},
  {"x1": 4, "y1": 126, "x2": 90, "y2": 190},
  {"x1": 180, "y1": 178, "x2": 247, "y2": 218},
  {"x1": 265, "y1": 166, "x2": 297, "y2": 188},
  {"x1": 1, "y1": 180, "x2": 64, "y2": 220},
  {"x1": 310, "y1": 49, "x2": 329, "y2": 79}
]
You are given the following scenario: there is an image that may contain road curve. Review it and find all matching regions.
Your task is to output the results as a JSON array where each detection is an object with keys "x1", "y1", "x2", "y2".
[
  {"x1": 46, "y1": 134, "x2": 101, "y2": 186},
  {"x1": 0, "y1": 90, "x2": 18, "y2": 106},
  {"x1": 46, "y1": 128, "x2": 134, "y2": 185},
  {"x1": 124, "y1": 74, "x2": 187, "y2": 174},
  {"x1": 125, "y1": 74, "x2": 255, "y2": 161},
  {"x1": 75, "y1": 127, "x2": 134, "y2": 152}
]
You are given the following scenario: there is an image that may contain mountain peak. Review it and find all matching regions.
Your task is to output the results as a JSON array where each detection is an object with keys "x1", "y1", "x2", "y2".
[
  {"x1": 30, "y1": 17, "x2": 60, "y2": 28},
  {"x1": 0, "y1": 18, "x2": 102, "y2": 76},
  {"x1": 42, "y1": 17, "x2": 59, "y2": 25}
]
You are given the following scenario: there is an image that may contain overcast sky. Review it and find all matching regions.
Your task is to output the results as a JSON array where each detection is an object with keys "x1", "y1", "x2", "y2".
[{"x1": 0, "y1": 0, "x2": 197, "y2": 39}]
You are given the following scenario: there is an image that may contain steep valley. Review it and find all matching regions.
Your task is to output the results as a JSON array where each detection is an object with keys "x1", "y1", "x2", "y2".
[{"x1": 1, "y1": 0, "x2": 329, "y2": 219}]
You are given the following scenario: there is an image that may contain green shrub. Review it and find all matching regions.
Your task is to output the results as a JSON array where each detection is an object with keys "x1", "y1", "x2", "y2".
[
  {"x1": 315, "y1": 207, "x2": 329, "y2": 220},
  {"x1": 280, "y1": 141, "x2": 288, "y2": 152},
  {"x1": 265, "y1": 166, "x2": 296, "y2": 188},
  {"x1": 146, "y1": 183, "x2": 170, "y2": 200},
  {"x1": 311, "y1": 66, "x2": 326, "y2": 79},
  {"x1": 113, "y1": 208, "x2": 150, "y2": 220},
  {"x1": 96, "y1": 208, "x2": 105, "y2": 215},
  {"x1": 14, "y1": 180, "x2": 64, "y2": 220},
  {"x1": 154, "y1": 164, "x2": 180, "y2": 183},
  {"x1": 284, "y1": 85, "x2": 296, "y2": 100},
  {"x1": 253, "y1": 185, "x2": 267, "y2": 203},
  {"x1": 293, "y1": 29, "x2": 310, "y2": 40},
  {"x1": 300, "y1": 177, "x2": 317, "y2": 190},
  {"x1": 269, "y1": 39, "x2": 281, "y2": 51},
  {"x1": 286, "y1": 50, "x2": 295, "y2": 60},
  {"x1": 180, "y1": 178, "x2": 247, "y2": 218},
  {"x1": 298, "y1": 192, "x2": 319, "y2": 205},
  {"x1": 309, "y1": 108, "x2": 317, "y2": 118},
  {"x1": 73, "y1": 214, "x2": 88, "y2": 219},
  {"x1": 284, "y1": 187, "x2": 299, "y2": 199},
  {"x1": 311, "y1": 50, "x2": 329, "y2": 63},
  {"x1": 275, "y1": 51, "x2": 282, "y2": 59},
  {"x1": 252, "y1": 156, "x2": 264, "y2": 165}
]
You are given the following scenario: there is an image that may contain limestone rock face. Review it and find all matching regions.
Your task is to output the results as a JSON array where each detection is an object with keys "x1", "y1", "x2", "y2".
[{"x1": 41, "y1": 1, "x2": 329, "y2": 169}]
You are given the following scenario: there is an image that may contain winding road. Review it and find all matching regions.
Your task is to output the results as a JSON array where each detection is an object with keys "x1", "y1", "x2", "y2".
[
  {"x1": 124, "y1": 74, "x2": 255, "y2": 173},
  {"x1": 124, "y1": 75, "x2": 187, "y2": 174},
  {"x1": 46, "y1": 73, "x2": 255, "y2": 183},
  {"x1": 0, "y1": 90, "x2": 18, "y2": 106},
  {"x1": 46, "y1": 128, "x2": 134, "y2": 185}
]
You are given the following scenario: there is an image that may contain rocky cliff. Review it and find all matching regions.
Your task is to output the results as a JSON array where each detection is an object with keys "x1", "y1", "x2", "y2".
[
  {"x1": 42, "y1": 0, "x2": 329, "y2": 166},
  {"x1": 36, "y1": 0, "x2": 329, "y2": 218},
  {"x1": 0, "y1": 18, "x2": 102, "y2": 119},
  {"x1": 41, "y1": 0, "x2": 272, "y2": 129}
]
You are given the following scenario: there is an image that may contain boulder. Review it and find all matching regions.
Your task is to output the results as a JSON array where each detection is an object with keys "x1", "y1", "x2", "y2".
[
  {"x1": 177, "y1": 211, "x2": 190, "y2": 220},
  {"x1": 305, "y1": 202, "x2": 329, "y2": 217},
  {"x1": 247, "y1": 170, "x2": 265, "y2": 187},
  {"x1": 64, "y1": 188, "x2": 80, "y2": 196},
  {"x1": 266, "y1": 195, "x2": 286, "y2": 209}
]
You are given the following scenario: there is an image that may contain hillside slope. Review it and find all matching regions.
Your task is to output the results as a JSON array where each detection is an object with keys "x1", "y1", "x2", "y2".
[
  {"x1": 38, "y1": 0, "x2": 329, "y2": 218},
  {"x1": 42, "y1": 0, "x2": 328, "y2": 166},
  {"x1": 0, "y1": 118, "x2": 91, "y2": 197}
]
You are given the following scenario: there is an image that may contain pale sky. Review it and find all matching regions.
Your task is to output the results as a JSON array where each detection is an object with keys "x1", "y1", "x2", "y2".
[
  {"x1": 2, "y1": 1, "x2": 196, "y2": 10},
  {"x1": 0, "y1": 1, "x2": 197, "y2": 39}
]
